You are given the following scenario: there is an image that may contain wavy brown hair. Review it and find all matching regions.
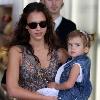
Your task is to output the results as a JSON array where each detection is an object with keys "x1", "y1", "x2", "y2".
[{"x1": 10, "y1": 2, "x2": 56, "y2": 63}]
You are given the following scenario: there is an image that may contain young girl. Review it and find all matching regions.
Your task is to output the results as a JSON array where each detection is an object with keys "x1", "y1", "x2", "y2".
[{"x1": 37, "y1": 30, "x2": 92, "y2": 100}]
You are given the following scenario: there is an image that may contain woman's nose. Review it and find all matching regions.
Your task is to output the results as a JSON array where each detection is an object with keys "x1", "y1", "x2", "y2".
[{"x1": 36, "y1": 24, "x2": 41, "y2": 30}]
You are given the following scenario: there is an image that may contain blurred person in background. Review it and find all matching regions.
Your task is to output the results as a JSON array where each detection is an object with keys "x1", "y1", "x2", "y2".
[
  {"x1": 1, "y1": 14, "x2": 13, "y2": 93},
  {"x1": 0, "y1": 86, "x2": 10, "y2": 100},
  {"x1": 0, "y1": 14, "x2": 12, "y2": 34},
  {"x1": 0, "y1": 14, "x2": 13, "y2": 46},
  {"x1": 3, "y1": 16, "x2": 13, "y2": 40},
  {"x1": 40, "y1": 0, "x2": 76, "y2": 49}
]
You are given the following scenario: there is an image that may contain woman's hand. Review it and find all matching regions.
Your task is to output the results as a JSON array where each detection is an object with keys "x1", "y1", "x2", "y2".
[{"x1": 46, "y1": 96, "x2": 57, "y2": 100}]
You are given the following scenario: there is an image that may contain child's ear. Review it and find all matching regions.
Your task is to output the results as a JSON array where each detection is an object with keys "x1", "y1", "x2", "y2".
[{"x1": 84, "y1": 47, "x2": 89, "y2": 53}]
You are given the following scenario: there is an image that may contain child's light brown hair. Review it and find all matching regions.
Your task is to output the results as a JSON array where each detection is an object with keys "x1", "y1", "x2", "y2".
[{"x1": 67, "y1": 30, "x2": 91, "y2": 48}]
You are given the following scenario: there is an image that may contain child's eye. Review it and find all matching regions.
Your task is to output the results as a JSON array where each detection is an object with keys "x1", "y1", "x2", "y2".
[{"x1": 76, "y1": 43, "x2": 80, "y2": 46}]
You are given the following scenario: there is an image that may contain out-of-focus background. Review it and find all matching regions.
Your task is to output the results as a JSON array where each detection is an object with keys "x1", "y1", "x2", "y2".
[{"x1": 0, "y1": 0, "x2": 100, "y2": 100}]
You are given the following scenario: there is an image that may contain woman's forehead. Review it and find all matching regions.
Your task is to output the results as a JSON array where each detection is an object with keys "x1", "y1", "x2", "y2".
[{"x1": 27, "y1": 11, "x2": 46, "y2": 22}]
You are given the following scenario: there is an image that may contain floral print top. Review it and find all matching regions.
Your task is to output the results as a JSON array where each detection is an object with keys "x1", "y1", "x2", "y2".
[{"x1": 18, "y1": 46, "x2": 60, "y2": 92}]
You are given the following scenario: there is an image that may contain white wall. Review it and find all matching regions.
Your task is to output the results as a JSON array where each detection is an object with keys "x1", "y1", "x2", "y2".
[
  {"x1": 60, "y1": 0, "x2": 71, "y2": 19},
  {"x1": 0, "y1": 0, "x2": 13, "y2": 5},
  {"x1": 12, "y1": 0, "x2": 24, "y2": 27},
  {"x1": 12, "y1": 0, "x2": 39, "y2": 26}
]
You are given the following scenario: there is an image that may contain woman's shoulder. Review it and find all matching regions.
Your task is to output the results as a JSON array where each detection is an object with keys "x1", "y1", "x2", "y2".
[
  {"x1": 9, "y1": 45, "x2": 22, "y2": 53},
  {"x1": 57, "y1": 48, "x2": 69, "y2": 64}
]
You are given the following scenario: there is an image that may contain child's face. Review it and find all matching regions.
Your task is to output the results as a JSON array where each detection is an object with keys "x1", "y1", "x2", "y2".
[{"x1": 68, "y1": 36, "x2": 88, "y2": 57}]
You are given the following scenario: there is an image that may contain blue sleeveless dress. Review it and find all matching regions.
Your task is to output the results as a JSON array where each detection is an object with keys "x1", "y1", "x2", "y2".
[{"x1": 58, "y1": 55, "x2": 92, "y2": 100}]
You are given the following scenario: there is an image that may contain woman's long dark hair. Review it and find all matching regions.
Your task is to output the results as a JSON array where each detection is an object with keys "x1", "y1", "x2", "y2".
[{"x1": 10, "y1": 2, "x2": 56, "y2": 63}]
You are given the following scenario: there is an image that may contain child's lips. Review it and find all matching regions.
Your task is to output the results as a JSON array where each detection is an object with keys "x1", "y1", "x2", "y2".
[{"x1": 71, "y1": 51, "x2": 76, "y2": 54}]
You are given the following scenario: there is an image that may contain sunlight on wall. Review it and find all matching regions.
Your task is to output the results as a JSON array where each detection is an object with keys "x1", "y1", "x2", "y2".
[
  {"x1": 0, "y1": 0, "x2": 13, "y2": 5},
  {"x1": 71, "y1": 0, "x2": 97, "y2": 33}
]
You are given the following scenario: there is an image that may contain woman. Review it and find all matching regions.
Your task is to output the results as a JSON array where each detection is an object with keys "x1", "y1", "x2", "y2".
[{"x1": 6, "y1": 2, "x2": 67, "y2": 100}]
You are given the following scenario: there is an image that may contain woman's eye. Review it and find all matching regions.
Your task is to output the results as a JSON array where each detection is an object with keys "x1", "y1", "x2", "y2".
[{"x1": 68, "y1": 43, "x2": 72, "y2": 47}]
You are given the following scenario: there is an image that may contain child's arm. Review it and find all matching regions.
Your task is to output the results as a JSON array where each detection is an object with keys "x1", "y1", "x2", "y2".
[{"x1": 48, "y1": 64, "x2": 80, "y2": 90}]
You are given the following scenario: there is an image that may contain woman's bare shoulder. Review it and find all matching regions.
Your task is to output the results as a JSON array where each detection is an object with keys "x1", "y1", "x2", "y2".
[{"x1": 9, "y1": 46, "x2": 22, "y2": 54}]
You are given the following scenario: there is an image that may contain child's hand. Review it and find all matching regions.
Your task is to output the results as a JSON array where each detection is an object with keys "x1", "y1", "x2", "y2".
[{"x1": 48, "y1": 82, "x2": 58, "y2": 89}]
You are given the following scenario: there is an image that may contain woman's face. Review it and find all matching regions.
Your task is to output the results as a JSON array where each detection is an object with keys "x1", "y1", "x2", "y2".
[{"x1": 26, "y1": 11, "x2": 47, "y2": 41}]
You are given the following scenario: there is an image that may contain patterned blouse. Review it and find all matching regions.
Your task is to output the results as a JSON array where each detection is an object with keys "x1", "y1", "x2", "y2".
[{"x1": 18, "y1": 46, "x2": 60, "y2": 92}]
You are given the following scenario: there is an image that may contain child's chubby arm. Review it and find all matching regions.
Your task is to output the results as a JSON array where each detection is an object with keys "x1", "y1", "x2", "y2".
[
  {"x1": 48, "y1": 64, "x2": 80, "y2": 90},
  {"x1": 48, "y1": 82, "x2": 58, "y2": 89}
]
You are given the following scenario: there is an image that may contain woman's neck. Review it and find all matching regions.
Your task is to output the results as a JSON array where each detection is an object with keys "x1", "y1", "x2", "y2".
[{"x1": 29, "y1": 39, "x2": 48, "y2": 51}]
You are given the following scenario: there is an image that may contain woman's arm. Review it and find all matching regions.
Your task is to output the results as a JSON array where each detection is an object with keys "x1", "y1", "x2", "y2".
[{"x1": 6, "y1": 46, "x2": 57, "y2": 100}]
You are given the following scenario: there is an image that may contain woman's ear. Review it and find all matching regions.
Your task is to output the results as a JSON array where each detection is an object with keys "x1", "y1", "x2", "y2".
[{"x1": 25, "y1": 25, "x2": 28, "y2": 29}]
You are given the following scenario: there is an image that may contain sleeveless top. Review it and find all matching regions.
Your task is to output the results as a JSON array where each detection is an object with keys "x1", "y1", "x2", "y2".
[
  {"x1": 58, "y1": 55, "x2": 92, "y2": 100},
  {"x1": 18, "y1": 46, "x2": 60, "y2": 92}
]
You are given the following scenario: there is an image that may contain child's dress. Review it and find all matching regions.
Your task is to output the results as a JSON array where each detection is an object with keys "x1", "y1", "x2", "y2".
[
  {"x1": 36, "y1": 55, "x2": 92, "y2": 100},
  {"x1": 58, "y1": 55, "x2": 92, "y2": 100}
]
